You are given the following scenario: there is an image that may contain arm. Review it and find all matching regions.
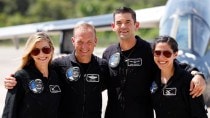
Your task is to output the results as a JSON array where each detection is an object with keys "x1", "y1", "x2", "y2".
[
  {"x1": 2, "y1": 74, "x2": 23, "y2": 118},
  {"x1": 4, "y1": 74, "x2": 17, "y2": 89},
  {"x1": 176, "y1": 59, "x2": 206, "y2": 98},
  {"x1": 190, "y1": 71, "x2": 206, "y2": 98},
  {"x1": 2, "y1": 89, "x2": 17, "y2": 118}
]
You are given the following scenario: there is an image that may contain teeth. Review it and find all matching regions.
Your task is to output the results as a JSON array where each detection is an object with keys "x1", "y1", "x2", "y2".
[
  {"x1": 120, "y1": 30, "x2": 128, "y2": 33},
  {"x1": 80, "y1": 49, "x2": 88, "y2": 53},
  {"x1": 39, "y1": 57, "x2": 47, "y2": 61},
  {"x1": 159, "y1": 61, "x2": 166, "y2": 64}
]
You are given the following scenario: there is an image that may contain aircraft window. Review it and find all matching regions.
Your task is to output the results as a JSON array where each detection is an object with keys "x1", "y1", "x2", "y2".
[
  {"x1": 192, "y1": 15, "x2": 210, "y2": 56},
  {"x1": 176, "y1": 16, "x2": 189, "y2": 50},
  {"x1": 160, "y1": 15, "x2": 190, "y2": 51},
  {"x1": 159, "y1": 18, "x2": 172, "y2": 36}
]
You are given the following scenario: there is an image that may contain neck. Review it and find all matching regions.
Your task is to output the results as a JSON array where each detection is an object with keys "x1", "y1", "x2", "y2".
[
  {"x1": 120, "y1": 37, "x2": 136, "y2": 51},
  {"x1": 35, "y1": 64, "x2": 49, "y2": 78},
  {"x1": 161, "y1": 67, "x2": 174, "y2": 84},
  {"x1": 76, "y1": 55, "x2": 91, "y2": 64}
]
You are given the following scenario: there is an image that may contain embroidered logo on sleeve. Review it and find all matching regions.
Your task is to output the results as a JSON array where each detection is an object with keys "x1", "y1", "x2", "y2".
[{"x1": 109, "y1": 52, "x2": 120, "y2": 68}]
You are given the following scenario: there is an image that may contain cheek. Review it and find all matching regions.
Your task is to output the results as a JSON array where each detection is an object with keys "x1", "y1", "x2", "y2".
[
  {"x1": 49, "y1": 53, "x2": 53, "y2": 58},
  {"x1": 154, "y1": 57, "x2": 158, "y2": 64},
  {"x1": 89, "y1": 45, "x2": 95, "y2": 50},
  {"x1": 112, "y1": 25, "x2": 120, "y2": 31},
  {"x1": 74, "y1": 44, "x2": 80, "y2": 48}
]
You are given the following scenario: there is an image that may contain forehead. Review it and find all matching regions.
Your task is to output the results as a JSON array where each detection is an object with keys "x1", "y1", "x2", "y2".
[
  {"x1": 74, "y1": 30, "x2": 95, "y2": 42},
  {"x1": 155, "y1": 42, "x2": 172, "y2": 50},
  {"x1": 74, "y1": 27, "x2": 94, "y2": 35},
  {"x1": 34, "y1": 40, "x2": 49, "y2": 47},
  {"x1": 114, "y1": 13, "x2": 133, "y2": 22}
]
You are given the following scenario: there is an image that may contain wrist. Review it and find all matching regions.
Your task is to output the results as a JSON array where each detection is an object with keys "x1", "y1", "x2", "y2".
[
  {"x1": 192, "y1": 71, "x2": 203, "y2": 75},
  {"x1": 192, "y1": 71, "x2": 205, "y2": 79}
]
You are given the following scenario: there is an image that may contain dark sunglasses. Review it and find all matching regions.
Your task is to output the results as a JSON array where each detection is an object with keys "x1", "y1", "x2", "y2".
[
  {"x1": 154, "y1": 50, "x2": 173, "y2": 58},
  {"x1": 31, "y1": 47, "x2": 51, "y2": 56}
]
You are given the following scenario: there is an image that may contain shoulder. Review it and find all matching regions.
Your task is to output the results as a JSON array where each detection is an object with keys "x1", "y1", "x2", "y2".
[
  {"x1": 14, "y1": 68, "x2": 29, "y2": 76},
  {"x1": 103, "y1": 44, "x2": 118, "y2": 54},
  {"x1": 136, "y1": 36, "x2": 152, "y2": 49},
  {"x1": 52, "y1": 54, "x2": 72, "y2": 66},
  {"x1": 176, "y1": 59, "x2": 198, "y2": 72},
  {"x1": 175, "y1": 62, "x2": 193, "y2": 83},
  {"x1": 92, "y1": 55, "x2": 108, "y2": 66},
  {"x1": 102, "y1": 44, "x2": 118, "y2": 60},
  {"x1": 14, "y1": 69, "x2": 30, "y2": 81}
]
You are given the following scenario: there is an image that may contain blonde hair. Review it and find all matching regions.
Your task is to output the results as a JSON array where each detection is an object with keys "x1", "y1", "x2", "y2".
[{"x1": 18, "y1": 32, "x2": 54, "y2": 70}]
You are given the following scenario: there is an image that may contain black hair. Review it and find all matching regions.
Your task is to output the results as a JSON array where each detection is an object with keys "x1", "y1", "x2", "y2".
[
  {"x1": 113, "y1": 6, "x2": 136, "y2": 22},
  {"x1": 153, "y1": 35, "x2": 178, "y2": 52}
]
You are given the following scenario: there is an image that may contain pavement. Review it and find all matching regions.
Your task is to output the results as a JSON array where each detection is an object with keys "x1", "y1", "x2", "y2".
[
  {"x1": 0, "y1": 46, "x2": 209, "y2": 117},
  {"x1": 0, "y1": 47, "x2": 23, "y2": 116}
]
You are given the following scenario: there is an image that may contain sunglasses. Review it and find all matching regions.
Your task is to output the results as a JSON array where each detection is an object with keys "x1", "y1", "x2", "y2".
[
  {"x1": 31, "y1": 47, "x2": 51, "y2": 56},
  {"x1": 154, "y1": 50, "x2": 173, "y2": 58}
]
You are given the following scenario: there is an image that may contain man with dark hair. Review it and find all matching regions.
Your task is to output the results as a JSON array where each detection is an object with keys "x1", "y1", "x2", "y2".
[{"x1": 102, "y1": 6, "x2": 206, "y2": 118}]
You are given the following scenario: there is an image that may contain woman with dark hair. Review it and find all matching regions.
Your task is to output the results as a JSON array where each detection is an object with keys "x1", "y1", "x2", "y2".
[{"x1": 152, "y1": 35, "x2": 208, "y2": 118}]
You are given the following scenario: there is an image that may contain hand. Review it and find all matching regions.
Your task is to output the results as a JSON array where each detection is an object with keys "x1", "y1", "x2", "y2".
[
  {"x1": 4, "y1": 74, "x2": 17, "y2": 89},
  {"x1": 190, "y1": 74, "x2": 206, "y2": 98}
]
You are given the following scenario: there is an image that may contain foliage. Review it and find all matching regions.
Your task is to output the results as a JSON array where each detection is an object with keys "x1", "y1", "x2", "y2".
[
  {"x1": 0, "y1": 0, "x2": 167, "y2": 26},
  {"x1": 0, "y1": 0, "x2": 167, "y2": 46}
]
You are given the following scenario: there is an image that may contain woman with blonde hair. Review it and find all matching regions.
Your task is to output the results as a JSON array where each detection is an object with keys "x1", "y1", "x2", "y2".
[{"x1": 2, "y1": 32, "x2": 61, "y2": 118}]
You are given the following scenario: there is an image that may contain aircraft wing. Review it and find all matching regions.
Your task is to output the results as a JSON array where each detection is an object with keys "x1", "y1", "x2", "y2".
[{"x1": 0, "y1": 6, "x2": 165, "y2": 40}]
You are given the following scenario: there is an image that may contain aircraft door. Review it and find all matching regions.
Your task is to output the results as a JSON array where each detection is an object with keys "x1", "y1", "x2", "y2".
[
  {"x1": 192, "y1": 15, "x2": 210, "y2": 56},
  {"x1": 60, "y1": 30, "x2": 74, "y2": 54}
]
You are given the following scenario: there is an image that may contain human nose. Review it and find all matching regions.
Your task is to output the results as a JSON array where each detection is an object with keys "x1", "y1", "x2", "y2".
[
  {"x1": 81, "y1": 42, "x2": 88, "y2": 48},
  {"x1": 121, "y1": 23, "x2": 127, "y2": 28}
]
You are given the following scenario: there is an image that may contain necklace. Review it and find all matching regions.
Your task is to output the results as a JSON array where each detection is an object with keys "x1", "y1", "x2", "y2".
[{"x1": 121, "y1": 45, "x2": 136, "y2": 60}]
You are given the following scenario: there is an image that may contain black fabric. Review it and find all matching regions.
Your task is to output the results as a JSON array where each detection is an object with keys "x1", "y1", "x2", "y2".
[
  {"x1": 152, "y1": 61, "x2": 208, "y2": 118},
  {"x1": 52, "y1": 52, "x2": 109, "y2": 118},
  {"x1": 102, "y1": 36, "x2": 158, "y2": 118},
  {"x1": 2, "y1": 63, "x2": 61, "y2": 118}
]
